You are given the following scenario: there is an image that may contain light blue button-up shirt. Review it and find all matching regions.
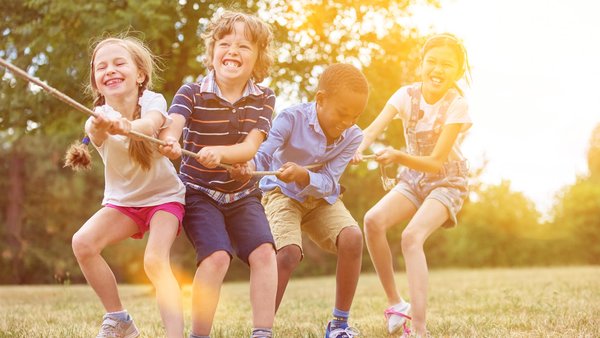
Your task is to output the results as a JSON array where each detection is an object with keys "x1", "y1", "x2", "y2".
[{"x1": 255, "y1": 102, "x2": 363, "y2": 204}]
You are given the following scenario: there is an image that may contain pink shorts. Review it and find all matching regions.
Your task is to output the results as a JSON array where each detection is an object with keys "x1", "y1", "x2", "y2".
[{"x1": 106, "y1": 202, "x2": 185, "y2": 239}]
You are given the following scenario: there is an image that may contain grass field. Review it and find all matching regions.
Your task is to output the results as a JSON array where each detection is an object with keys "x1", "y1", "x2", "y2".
[{"x1": 1, "y1": 266, "x2": 598, "y2": 337}]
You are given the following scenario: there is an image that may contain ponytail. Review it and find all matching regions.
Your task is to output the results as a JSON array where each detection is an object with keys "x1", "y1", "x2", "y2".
[
  {"x1": 64, "y1": 136, "x2": 93, "y2": 171},
  {"x1": 128, "y1": 104, "x2": 154, "y2": 171}
]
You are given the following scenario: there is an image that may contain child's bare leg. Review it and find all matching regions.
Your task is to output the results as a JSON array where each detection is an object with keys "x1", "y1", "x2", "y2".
[
  {"x1": 145, "y1": 211, "x2": 183, "y2": 338},
  {"x1": 71, "y1": 207, "x2": 138, "y2": 312},
  {"x1": 275, "y1": 245, "x2": 302, "y2": 311},
  {"x1": 401, "y1": 199, "x2": 447, "y2": 335},
  {"x1": 191, "y1": 251, "x2": 230, "y2": 336},
  {"x1": 364, "y1": 191, "x2": 416, "y2": 305},
  {"x1": 334, "y1": 226, "x2": 363, "y2": 311},
  {"x1": 248, "y1": 243, "x2": 277, "y2": 328}
]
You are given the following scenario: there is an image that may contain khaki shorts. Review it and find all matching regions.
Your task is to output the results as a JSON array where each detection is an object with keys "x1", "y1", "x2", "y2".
[{"x1": 262, "y1": 188, "x2": 359, "y2": 254}]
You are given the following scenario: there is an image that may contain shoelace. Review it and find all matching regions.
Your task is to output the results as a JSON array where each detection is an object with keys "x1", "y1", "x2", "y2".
[
  {"x1": 384, "y1": 308, "x2": 412, "y2": 337},
  {"x1": 329, "y1": 326, "x2": 361, "y2": 338}
]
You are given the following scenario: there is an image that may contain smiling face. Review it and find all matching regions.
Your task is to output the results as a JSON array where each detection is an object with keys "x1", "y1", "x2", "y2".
[
  {"x1": 211, "y1": 21, "x2": 258, "y2": 87},
  {"x1": 420, "y1": 45, "x2": 462, "y2": 103},
  {"x1": 316, "y1": 89, "x2": 368, "y2": 141},
  {"x1": 92, "y1": 42, "x2": 144, "y2": 103}
]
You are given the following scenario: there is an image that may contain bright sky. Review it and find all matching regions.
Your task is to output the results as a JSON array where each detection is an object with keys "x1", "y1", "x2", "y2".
[{"x1": 411, "y1": 0, "x2": 600, "y2": 215}]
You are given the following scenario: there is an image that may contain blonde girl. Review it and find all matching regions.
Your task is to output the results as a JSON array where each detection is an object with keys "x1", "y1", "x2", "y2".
[{"x1": 66, "y1": 36, "x2": 185, "y2": 338}]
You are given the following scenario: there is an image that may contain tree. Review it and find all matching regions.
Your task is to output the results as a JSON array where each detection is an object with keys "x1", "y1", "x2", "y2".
[
  {"x1": 0, "y1": 0, "x2": 437, "y2": 283},
  {"x1": 552, "y1": 124, "x2": 600, "y2": 264}
]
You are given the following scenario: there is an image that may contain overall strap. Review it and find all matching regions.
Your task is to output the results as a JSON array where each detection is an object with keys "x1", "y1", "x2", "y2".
[
  {"x1": 406, "y1": 83, "x2": 422, "y2": 131},
  {"x1": 431, "y1": 88, "x2": 460, "y2": 134}
]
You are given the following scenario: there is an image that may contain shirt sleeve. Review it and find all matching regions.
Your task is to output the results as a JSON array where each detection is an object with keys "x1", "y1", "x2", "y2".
[
  {"x1": 139, "y1": 90, "x2": 170, "y2": 128},
  {"x1": 386, "y1": 86, "x2": 410, "y2": 122},
  {"x1": 445, "y1": 96, "x2": 472, "y2": 133},
  {"x1": 168, "y1": 83, "x2": 196, "y2": 120},
  {"x1": 254, "y1": 108, "x2": 293, "y2": 172},
  {"x1": 297, "y1": 129, "x2": 363, "y2": 200},
  {"x1": 253, "y1": 87, "x2": 275, "y2": 138}
]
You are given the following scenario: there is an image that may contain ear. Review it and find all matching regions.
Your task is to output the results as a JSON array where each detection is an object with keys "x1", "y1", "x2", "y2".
[
  {"x1": 315, "y1": 90, "x2": 326, "y2": 108},
  {"x1": 137, "y1": 71, "x2": 146, "y2": 86}
]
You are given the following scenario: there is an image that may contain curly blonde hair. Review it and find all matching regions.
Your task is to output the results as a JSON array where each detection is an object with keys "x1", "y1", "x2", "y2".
[{"x1": 202, "y1": 10, "x2": 274, "y2": 83}]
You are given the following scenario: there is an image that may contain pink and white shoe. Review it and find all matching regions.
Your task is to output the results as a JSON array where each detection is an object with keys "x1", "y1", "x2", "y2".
[{"x1": 384, "y1": 301, "x2": 411, "y2": 335}]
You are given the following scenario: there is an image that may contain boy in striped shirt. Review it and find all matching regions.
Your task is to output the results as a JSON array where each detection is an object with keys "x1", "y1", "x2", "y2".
[{"x1": 159, "y1": 10, "x2": 277, "y2": 338}]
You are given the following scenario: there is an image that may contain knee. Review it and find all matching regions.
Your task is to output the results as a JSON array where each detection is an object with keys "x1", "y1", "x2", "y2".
[
  {"x1": 401, "y1": 228, "x2": 423, "y2": 253},
  {"x1": 200, "y1": 251, "x2": 231, "y2": 276},
  {"x1": 71, "y1": 232, "x2": 99, "y2": 261},
  {"x1": 277, "y1": 246, "x2": 302, "y2": 272},
  {"x1": 364, "y1": 210, "x2": 386, "y2": 237},
  {"x1": 337, "y1": 227, "x2": 363, "y2": 258},
  {"x1": 248, "y1": 243, "x2": 276, "y2": 267},
  {"x1": 143, "y1": 252, "x2": 170, "y2": 280}
]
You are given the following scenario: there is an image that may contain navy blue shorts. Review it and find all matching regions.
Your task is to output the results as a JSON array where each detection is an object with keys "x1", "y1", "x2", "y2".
[{"x1": 183, "y1": 188, "x2": 274, "y2": 265}]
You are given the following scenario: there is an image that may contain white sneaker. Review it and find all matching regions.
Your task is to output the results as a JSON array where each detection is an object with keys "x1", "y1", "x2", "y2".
[
  {"x1": 96, "y1": 313, "x2": 140, "y2": 338},
  {"x1": 384, "y1": 301, "x2": 411, "y2": 334}
]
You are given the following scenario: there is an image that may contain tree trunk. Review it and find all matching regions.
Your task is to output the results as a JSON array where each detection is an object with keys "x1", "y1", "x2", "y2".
[{"x1": 6, "y1": 148, "x2": 25, "y2": 284}]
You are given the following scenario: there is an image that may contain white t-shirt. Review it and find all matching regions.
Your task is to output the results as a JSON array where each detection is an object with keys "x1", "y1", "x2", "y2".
[
  {"x1": 91, "y1": 90, "x2": 185, "y2": 206},
  {"x1": 387, "y1": 84, "x2": 472, "y2": 160}
]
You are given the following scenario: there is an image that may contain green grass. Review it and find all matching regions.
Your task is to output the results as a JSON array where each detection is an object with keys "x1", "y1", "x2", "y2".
[{"x1": 1, "y1": 266, "x2": 599, "y2": 337}]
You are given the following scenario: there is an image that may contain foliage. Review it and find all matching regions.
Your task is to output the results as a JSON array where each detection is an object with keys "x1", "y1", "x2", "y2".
[
  {"x1": 553, "y1": 177, "x2": 600, "y2": 264},
  {"x1": 0, "y1": 0, "x2": 597, "y2": 285}
]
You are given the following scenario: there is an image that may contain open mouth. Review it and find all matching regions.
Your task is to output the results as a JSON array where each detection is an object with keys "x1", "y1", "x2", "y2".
[
  {"x1": 104, "y1": 78, "x2": 124, "y2": 87},
  {"x1": 223, "y1": 59, "x2": 241, "y2": 68},
  {"x1": 430, "y1": 76, "x2": 444, "y2": 85}
]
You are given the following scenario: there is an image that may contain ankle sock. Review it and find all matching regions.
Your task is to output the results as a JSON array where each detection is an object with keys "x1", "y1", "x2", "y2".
[
  {"x1": 330, "y1": 307, "x2": 349, "y2": 329},
  {"x1": 251, "y1": 327, "x2": 273, "y2": 338},
  {"x1": 106, "y1": 310, "x2": 129, "y2": 322}
]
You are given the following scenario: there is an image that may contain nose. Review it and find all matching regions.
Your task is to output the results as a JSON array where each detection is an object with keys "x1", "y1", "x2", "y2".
[
  {"x1": 227, "y1": 44, "x2": 240, "y2": 55},
  {"x1": 105, "y1": 64, "x2": 116, "y2": 75}
]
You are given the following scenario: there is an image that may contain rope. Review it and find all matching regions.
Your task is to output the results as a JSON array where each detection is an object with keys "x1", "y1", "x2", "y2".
[{"x1": 0, "y1": 57, "x2": 376, "y2": 177}]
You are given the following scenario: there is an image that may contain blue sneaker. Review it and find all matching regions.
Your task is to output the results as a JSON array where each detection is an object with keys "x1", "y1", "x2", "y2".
[{"x1": 324, "y1": 321, "x2": 360, "y2": 338}]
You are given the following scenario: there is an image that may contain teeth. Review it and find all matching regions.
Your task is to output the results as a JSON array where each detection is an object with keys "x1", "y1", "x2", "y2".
[
  {"x1": 105, "y1": 79, "x2": 122, "y2": 86},
  {"x1": 223, "y1": 60, "x2": 240, "y2": 67},
  {"x1": 431, "y1": 76, "x2": 443, "y2": 84}
]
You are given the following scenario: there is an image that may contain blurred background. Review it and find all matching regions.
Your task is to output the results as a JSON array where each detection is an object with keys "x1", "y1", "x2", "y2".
[{"x1": 1, "y1": 0, "x2": 599, "y2": 285}]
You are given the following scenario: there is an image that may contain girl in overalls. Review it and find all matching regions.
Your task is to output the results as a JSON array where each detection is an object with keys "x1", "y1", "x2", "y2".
[{"x1": 353, "y1": 33, "x2": 472, "y2": 337}]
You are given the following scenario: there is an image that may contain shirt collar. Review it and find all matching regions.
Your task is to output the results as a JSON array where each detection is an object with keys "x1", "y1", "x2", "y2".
[{"x1": 199, "y1": 70, "x2": 264, "y2": 100}]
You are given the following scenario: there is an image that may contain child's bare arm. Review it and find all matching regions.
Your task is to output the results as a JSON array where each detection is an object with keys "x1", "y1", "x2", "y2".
[
  {"x1": 352, "y1": 104, "x2": 399, "y2": 163},
  {"x1": 197, "y1": 129, "x2": 265, "y2": 168},
  {"x1": 376, "y1": 123, "x2": 463, "y2": 173},
  {"x1": 158, "y1": 113, "x2": 186, "y2": 160},
  {"x1": 85, "y1": 115, "x2": 112, "y2": 146}
]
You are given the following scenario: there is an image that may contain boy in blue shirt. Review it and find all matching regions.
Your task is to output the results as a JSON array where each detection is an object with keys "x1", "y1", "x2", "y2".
[{"x1": 240, "y1": 63, "x2": 369, "y2": 338}]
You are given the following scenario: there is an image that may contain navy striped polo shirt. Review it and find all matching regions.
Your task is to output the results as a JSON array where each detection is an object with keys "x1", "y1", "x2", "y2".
[{"x1": 168, "y1": 71, "x2": 275, "y2": 193}]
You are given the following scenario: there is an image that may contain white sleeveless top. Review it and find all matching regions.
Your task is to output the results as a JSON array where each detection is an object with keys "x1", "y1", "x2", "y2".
[{"x1": 92, "y1": 90, "x2": 186, "y2": 207}]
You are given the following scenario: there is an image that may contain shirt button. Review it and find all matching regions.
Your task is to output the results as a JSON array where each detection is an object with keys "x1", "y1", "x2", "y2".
[{"x1": 232, "y1": 108, "x2": 236, "y2": 113}]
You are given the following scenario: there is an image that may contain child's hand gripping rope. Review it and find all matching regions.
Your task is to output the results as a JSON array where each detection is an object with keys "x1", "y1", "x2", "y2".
[{"x1": 0, "y1": 57, "x2": 329, "y2": 176}]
